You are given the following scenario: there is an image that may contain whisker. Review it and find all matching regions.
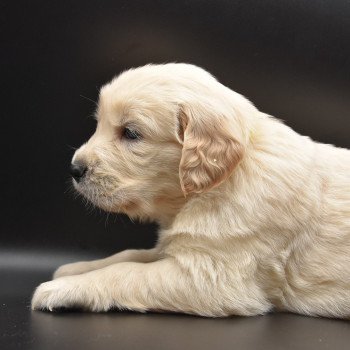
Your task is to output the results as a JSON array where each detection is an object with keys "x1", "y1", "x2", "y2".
[
  {"x1": 66, "y1": 144, "x2": 78, "y2": 151},
  {"x1": 80, "y1": 94, "x2": 98, "y2": 106}
]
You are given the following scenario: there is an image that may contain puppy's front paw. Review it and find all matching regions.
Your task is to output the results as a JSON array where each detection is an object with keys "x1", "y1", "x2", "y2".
[
  {"x1": 31, "y1": 275, "x2": 112, "y2": 312},
  {"x1": 53, "y1": 261, "x2": 94, "y2": 279}
]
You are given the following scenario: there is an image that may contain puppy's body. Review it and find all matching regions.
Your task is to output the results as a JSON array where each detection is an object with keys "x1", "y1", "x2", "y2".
[{"x1": 32, "y1": 64, "x2": 350, "y2": 318}]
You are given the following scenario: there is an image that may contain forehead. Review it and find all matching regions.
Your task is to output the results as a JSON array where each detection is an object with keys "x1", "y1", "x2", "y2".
[{"x1": 96, "y1": 80, "x2": 178, "y2": 139}]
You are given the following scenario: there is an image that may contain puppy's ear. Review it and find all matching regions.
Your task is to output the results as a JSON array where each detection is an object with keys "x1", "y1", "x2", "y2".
[{"x1": 178, "y1": 104, "x2": 245, "y2": 196}]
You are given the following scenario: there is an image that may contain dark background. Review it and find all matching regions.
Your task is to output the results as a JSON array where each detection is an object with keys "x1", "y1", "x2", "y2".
[
  {"x1": 1, "y1": 0, "x2": 349, "y2": 256},
  {"x1": 1, "y1": 1, "x2": 350, "y2": 349}
]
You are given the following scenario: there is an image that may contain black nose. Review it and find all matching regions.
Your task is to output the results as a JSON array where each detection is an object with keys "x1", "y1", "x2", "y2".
[{"x1": 70, "y1": 162, "x2": 87, "y2": 182}]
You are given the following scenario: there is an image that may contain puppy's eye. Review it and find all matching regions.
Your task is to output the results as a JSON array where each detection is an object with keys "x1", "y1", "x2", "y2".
[{"x1": 122, "y1": 127, "x2": 141, "y2": 141}]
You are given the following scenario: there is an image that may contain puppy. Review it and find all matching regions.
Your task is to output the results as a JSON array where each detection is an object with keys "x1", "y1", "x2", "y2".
[{"x1": 32, "y1": 63, "x2": 350, "y2": 318}]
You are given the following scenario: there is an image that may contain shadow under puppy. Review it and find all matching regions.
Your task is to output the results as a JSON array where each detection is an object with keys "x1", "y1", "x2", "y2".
[{"x1": 32, "y1": 63, "x2": 350, "y2": 318}]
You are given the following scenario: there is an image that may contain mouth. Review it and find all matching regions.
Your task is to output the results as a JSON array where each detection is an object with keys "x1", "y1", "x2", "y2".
[
  {"x1": 72, "y1": 177, "x2": 133, "y2": 213},
  {"x1": 73, "y1": 178, "x2": 112, "y2": 207}
]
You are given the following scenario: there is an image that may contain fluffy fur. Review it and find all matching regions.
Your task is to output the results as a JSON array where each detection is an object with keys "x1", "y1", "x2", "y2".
[{"x1": 32, "y1": 63, "x2": 350, "y2": 318}]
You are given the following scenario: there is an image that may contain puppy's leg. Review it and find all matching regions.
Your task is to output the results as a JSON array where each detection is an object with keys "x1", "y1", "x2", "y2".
[
  {"x1": 53, "y1": 248, "x2": 159, "y2": 279},
  {"x1": 32, "y1": 257, "x2": 271, "y2": 316}
]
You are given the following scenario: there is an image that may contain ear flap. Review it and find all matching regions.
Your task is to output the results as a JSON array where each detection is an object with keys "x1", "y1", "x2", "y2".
[{"x1": 178, "y1": 104, "x2": 244, "y2": 196}]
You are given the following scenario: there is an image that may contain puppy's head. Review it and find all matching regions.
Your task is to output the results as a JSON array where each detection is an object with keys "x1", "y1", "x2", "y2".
[{"x1": 71, "y1": 64, "x2": 252, "y2": 221}]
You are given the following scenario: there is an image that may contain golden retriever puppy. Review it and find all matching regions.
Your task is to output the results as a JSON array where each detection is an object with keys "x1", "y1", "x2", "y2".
[{"x1": 32, "y1": 63, "x2": 350, "y2": 317}]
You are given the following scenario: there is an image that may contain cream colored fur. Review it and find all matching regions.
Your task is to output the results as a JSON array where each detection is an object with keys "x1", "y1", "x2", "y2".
[{"x1": 32, "y1": 63, "x2": 350, "y2": 318}]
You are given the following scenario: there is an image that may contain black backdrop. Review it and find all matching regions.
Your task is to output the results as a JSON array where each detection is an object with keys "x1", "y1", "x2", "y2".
[{"x1": 1, "y1": 0, "x2": 350, "y2": 258}]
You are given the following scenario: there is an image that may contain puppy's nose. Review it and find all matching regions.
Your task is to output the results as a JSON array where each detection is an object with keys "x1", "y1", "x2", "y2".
[{"x1": 70, "y1": 162, "x2": 87, "y2": 182}]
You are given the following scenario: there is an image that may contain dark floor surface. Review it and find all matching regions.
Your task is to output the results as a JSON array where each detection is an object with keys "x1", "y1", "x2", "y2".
[{"x1": 1, "y1": 252, "x2": 350, "y2": 350}]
